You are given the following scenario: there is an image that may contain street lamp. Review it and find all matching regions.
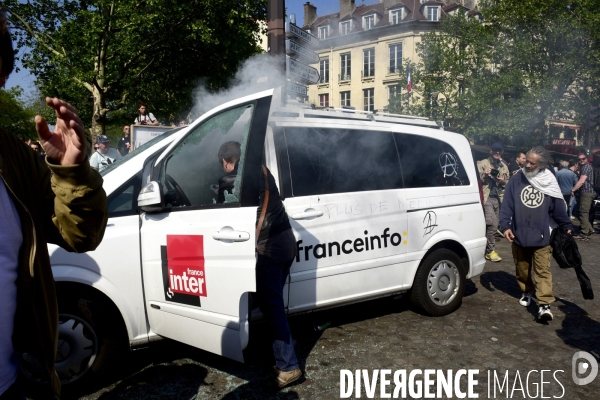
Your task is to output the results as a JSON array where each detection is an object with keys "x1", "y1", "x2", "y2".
[{"x1": 430, "y1": 91, "x2": 439, "y2": 120}]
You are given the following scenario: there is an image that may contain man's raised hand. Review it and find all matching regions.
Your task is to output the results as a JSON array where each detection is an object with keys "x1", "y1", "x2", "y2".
[{"x1": 35, "y1": 97, "x2": 86, "y2": 166}]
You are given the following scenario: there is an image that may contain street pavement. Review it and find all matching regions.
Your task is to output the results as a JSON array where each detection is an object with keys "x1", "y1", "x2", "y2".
[{"x1": 79, "y1": 231, "x2": 600, "y2": 400}]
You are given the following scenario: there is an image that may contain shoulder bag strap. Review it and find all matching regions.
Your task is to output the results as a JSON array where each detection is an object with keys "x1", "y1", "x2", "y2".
[{"x1": 256, "y1": 165, "x2": 269, "y2": 250}]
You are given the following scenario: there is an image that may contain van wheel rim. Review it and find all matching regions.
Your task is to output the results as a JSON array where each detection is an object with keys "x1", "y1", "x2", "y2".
[
  {"x1": 427, "y1": 260, "x2": 459, "y2": 306},
  {"x1": 56, "y1": 314, "x2": 98, "y2": 384}
]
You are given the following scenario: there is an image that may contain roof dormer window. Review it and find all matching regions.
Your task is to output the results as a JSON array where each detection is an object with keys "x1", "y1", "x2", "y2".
[
  {"x1": 318, "y1": 26, "x2": 329, "y2": 40},
  {"x1": 390, "y1": 9, "x2": 404, "y2": 25},
  {"x1": 363, "y1": 14, "x2": 376, "y2": 30},
  {"x1": 340, "y1": 21, "x2": 351, "y2": 35},
  {"x1": 426, "y1": 6, "x2": 440, "y2": 21}
]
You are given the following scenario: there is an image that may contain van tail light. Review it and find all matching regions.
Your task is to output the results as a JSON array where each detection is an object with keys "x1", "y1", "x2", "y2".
[{"x1": 478, "y1": 179, "x2": 484, "y2": 206}]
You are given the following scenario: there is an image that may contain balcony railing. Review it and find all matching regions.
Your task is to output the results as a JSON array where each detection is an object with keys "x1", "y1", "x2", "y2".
[
  {"x1": 339, "y1": 73, "x2": 351, "y2": 81},
  {"x1": 318, "y1": 76, "x2": 329, "y2": 84},
  {"x1": 362, "y1": 70, "x2": 375, "y2": 78},
  {"x1": 389, "y1": 66, "x2": 401, "y2": 74}
]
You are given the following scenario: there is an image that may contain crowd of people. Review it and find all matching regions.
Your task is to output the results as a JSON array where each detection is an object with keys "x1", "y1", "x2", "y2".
[{"x1": 478, "y1": 143, "x2": 599, "y2": 322}]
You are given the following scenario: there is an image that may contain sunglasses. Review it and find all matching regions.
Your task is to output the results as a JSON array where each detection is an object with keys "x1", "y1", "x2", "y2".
[
  {"x1": 94, "y1": 147, "x2": 99, "y2": 150},
  {"x1": 578, "y1": 157, "x2": 587, "y2": 161}
]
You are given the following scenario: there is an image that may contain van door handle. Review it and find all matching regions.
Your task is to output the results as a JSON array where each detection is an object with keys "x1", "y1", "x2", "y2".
[
  {"x1": 212, "y1": 230, "x2": 250, "y2": 242},
  {"x1": 291, "y1": 210, "x2": 324, "y2": 220}
]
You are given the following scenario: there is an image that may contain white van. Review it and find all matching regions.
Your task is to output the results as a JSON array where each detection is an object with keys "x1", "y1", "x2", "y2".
[{"x1": 48, "y1": 88, "x2": 486, "y2": 390}]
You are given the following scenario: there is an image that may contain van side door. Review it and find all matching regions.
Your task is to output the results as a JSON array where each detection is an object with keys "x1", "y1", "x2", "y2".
[
  {"x1": 139, "y1": 94, "x2": 271, "y2": 362},
  {"x1": 274, "y1": 123, "x2": 409, "y2": 312}
]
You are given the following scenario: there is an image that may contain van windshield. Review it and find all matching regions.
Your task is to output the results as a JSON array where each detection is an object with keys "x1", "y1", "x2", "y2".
[{"x1": 100, "y1": 127, "x2": 184, "y2": 176}]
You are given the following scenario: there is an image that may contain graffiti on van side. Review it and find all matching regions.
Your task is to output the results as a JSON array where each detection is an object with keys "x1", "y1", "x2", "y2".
[
  {"x1": 439, "y1": 152, "x2": 459, "y2": 178},
  {"x1": 295, "y1": 228, "x2": 407, "y2": 262},
  {"x1": 322, "y1": 203, "x2": 363, "y2": 219},
  {"x1": 423, "y1": 211, "x2": 438, "y2": 236}
]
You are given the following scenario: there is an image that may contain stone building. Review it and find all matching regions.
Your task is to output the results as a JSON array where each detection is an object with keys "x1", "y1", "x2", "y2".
[{"x1": 301, "y1": 0, "x2": 480, "y2": 112}]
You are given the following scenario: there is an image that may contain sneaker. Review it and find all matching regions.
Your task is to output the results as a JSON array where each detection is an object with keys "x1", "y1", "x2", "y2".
[
  {"x1": 275, "y1": 368, "x2": 302, "y2": 388},
  {"x1": 485, "y1": 251, "x2": 502, "y2": 262},
  {"x1": 570, "y1": 216, "x2": 576, "y2": 220},
  {"x1": 496, "y1": 229, "x2": 505, "y2": 238},
  {"x1": 538, "y1": 305, "x2": 553, "y2": 321},
  {"x1": 519, "y1": 293, "x2": 532, "y2": 307}
]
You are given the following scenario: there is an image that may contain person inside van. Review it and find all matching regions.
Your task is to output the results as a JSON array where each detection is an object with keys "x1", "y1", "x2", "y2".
[
  {"x1": 216, "y1": 141, "x2": 302, "y2": 388},
  {"x1": 478, "y1": 142, "x2": 510, "y2": 262}
]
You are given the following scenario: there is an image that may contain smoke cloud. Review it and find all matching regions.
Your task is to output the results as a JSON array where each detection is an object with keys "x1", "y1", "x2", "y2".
[{"x1": 190, "y1": 54, "x2": 287, "y2": 119}]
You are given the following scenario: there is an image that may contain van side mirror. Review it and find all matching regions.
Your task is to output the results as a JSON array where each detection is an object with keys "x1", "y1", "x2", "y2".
[{"x1": 138, "y1": 181, "x2": 164, "y2": 212}]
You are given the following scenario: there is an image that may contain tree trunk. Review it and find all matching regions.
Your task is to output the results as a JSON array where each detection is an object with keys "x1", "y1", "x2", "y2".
[{"x1": 90, "y1": 87, "x2": 106, "y2": 142}]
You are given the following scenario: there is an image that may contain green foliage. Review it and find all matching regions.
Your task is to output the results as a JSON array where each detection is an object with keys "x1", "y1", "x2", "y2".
[
  {"x1": 414, "y1": 0, "x2": 600, "y2": 146},
  {"x1": 0, "y1": 86, "x2": 36, "y2": 139},
  {"x1": 5, "y1": 0, "x2": 267, "y2": 135}
]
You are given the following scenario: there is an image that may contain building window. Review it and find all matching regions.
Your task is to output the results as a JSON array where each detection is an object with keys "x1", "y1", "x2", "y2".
[
  {"x1": 388, "y1": 85, "x2": 400, "y2": 99},
  {"x1": 340, "y1": 91, "x2": 351, "y2": 107},
  {"x1": 318, "y1": 26, "x2": 328, "y2": 40},
  {"x1": 319, "y1": 58, "x2": 329, "y2": 83},
  {"x1": 389, "y1": 44, "x2": 402, "y2": 73},
  {"x1": 426, "y1": 6, "x2": 440, "y2": 21},
  {"x1": 363, "y1": 15, "x2": 375, "y2": 30},
  {"x1": 363, "y1": 88, "x2": 374, "y2": 111},
  {"x1": 340, "y1": 21, "x2": 350, "y2": 35},
  {"x1": 319, "y1": 94, "x2": 329, "y2": 108},
  {"x1": 390, "y1": 9, "x2": 403, "y2": 24},
  {"x1": 340, "y1": 53, "x2": 351, "y2": 80},
  {"x1": 363, "y1": 48, "x2": 375, "y2": 78}
]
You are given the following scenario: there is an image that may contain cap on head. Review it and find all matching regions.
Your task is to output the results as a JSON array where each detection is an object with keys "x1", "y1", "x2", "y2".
[
  {"x1": 96, "y1": 135, "x2": 110, "y2": 144},
  {"x1": 491, "y1": 142, "x2": 504, "y2": 151}
]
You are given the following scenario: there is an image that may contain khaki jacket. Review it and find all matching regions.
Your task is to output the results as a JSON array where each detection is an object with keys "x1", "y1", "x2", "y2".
[
  {"x1": 477, "y1": 157, "x2": 510, "y2": 203},
  {"x1": 0, "y1": 129, "x2": 107, "y2": 397}
]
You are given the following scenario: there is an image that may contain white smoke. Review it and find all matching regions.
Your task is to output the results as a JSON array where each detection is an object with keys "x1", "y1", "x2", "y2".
[{"x1": 190, "y1": 53, "x2": 288, "y2": 119}]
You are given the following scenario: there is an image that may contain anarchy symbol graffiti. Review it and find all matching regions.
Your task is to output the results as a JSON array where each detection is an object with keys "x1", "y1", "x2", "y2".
[
  {"x1": 520, "y1": 185, "x2": 545, "y2": 208},
  {"x1": 439, "y1": 152, "x2": 458, "y2": 178},
  {"x1": 423, "y1": 211, "x2": 438, "y2": 236}
]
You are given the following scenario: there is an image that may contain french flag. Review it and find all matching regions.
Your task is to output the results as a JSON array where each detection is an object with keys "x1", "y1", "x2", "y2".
[{"x1": 407, "y1": 64, "x2": 412, "y2": 93}]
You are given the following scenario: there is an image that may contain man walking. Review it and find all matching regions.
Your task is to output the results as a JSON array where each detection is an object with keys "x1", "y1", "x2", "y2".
[
  {"x1": 478, "y1": 142, "x2": 510, "y2": 262},
  {"x1": 571, "y1": 153, "x2": 596, "y2": 240},
  {"x1": 500, "y1": 147, "x2": 572, "y2": 321}
]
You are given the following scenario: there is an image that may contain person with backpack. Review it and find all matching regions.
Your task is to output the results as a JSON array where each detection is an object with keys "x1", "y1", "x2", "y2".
[{"x1": 571, "y1": 153, "x2": 596, "y2": 240}]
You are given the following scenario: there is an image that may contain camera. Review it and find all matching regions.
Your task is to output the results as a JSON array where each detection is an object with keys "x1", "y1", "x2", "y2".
[{"x1": 490, "y1": 168, "x2": 499, "y2": 177}]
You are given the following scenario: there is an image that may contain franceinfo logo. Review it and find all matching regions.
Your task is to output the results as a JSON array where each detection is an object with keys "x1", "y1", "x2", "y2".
[{"x1": 572, "y1": 351, "x2": 598, "y2": 385}]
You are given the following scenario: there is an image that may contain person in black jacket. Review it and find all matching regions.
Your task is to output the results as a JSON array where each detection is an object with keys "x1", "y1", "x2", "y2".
[
  {"x1": 217, "y1": 141, "x2": 301, "y2": 388},
  {"x1": 500, "y1": 146, "x2": 573, "y2": 322}
]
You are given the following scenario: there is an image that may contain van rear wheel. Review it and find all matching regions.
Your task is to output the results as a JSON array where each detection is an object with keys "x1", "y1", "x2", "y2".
[{"x1": 410, "y1": 249, "x2": 466, "y2": 316}]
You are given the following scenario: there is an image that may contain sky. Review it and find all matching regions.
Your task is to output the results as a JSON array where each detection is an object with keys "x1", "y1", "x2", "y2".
[{"x1": 6, "y1": 0, "x2": 380, "y2": 94}]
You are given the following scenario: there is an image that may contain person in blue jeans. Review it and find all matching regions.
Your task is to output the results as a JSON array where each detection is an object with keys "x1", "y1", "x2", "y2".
[
  {"x1": 217, "y1": 142, "x2": 301, "y2": 388},
  {"x1": 556, "y1": 160, "x2": 578, "y2": 215}
]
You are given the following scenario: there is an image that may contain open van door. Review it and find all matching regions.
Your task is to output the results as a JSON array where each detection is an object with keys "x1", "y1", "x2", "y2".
[{"x1": 138, "y1": 91, "x2": 272, "y2": 361}]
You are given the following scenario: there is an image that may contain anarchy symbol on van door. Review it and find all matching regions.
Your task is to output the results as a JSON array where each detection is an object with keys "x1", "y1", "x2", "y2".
[
  {"x1": 439, "y1": 152, "x2": 458, "y2": 177},
  {"x1": 423, "y1": 211, "x2": 438, "y2": 236},
  {"x1": 520, "y1": 185, "x2": 545, "y2": 208}
]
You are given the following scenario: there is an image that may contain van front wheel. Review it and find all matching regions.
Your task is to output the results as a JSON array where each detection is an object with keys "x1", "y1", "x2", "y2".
[{"x1": 410, "y1": 249, "x2": 466, "y2": 316}]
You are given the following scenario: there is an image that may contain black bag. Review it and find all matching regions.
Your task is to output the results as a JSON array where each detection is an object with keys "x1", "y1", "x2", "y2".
[{"x1": 550, "y1": 227, "x2": 594, "y2": 300}]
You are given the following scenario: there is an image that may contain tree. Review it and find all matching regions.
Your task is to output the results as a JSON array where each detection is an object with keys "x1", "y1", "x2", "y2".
[
  {"x1": 415, "y1": 0, "x2": 600, "y2": 146},
  {"x1": 0, "y1": 86, "x2": 36, "y2": 139},
  {"x1": 4, "y1": 0, "x2": 267, "y2": 138}
]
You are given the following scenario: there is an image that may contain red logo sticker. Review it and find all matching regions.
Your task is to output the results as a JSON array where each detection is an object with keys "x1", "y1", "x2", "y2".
[{"x1": 167, "y1": 235, "x2": 207, "y2": 297}]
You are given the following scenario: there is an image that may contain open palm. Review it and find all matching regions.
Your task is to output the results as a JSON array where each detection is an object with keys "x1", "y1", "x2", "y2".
[{"x1": 35, "y1": 98, "x2": 87, "y2": 166}]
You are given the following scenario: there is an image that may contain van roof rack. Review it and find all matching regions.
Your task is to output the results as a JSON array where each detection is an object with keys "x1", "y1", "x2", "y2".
[{"x1": 274, "y1": 104, "x2": 442, "y2": 129}]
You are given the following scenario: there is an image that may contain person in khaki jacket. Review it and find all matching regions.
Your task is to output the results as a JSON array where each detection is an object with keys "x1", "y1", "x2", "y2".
[
  {"x1": 477, "y1": 142, "x2": 510, "y2": 262},
  {"x1": 0, "y1": 13, "x2": 107, "y2": 399}
]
